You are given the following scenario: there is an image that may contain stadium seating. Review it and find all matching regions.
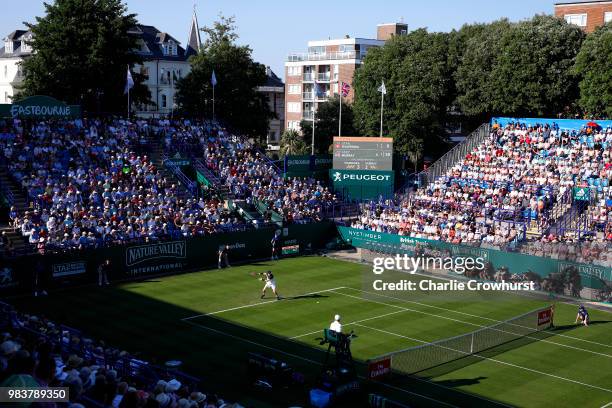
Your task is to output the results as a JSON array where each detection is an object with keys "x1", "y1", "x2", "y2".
[
  {"x1": 0, "y1": 301, "x2": 240, "y2": 407},
  {"x1": 353, "y1": 122, "x2": 612, "y2": 265}
]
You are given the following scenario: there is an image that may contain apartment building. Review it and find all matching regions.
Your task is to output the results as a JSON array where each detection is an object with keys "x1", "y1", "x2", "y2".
[
  {"x1": 554, "y1": 0, "x2": 612, "y2": 32},
  {"x1": 284, "y1": 23, "x2": 407, "y2": 132}
]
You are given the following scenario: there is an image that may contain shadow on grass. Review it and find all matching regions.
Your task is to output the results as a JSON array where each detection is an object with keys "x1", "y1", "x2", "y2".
[{"x1": 11, "y1": 286, "x2": 521, "y2": 408}]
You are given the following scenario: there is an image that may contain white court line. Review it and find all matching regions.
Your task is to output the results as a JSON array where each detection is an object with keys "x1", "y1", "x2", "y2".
[
  {"x1": 181, "y1": 286, "x2": 345, "y2": 320},
  {"x1": 345, "y1": 284, "x2": 612, "y2": 349},
  {"x1": 601, "y1": 402, "x2": 612, "y2": 408},
  {"x1": 331, "y1": 290, "x2": 612, "y2": 359},
  {"x1": 182, "y1": 318, "x2": 458, "y2": 408},
  {"x1": 355, "y1": 322, "x2": 612, "y2": 395},
  {"x1": 290, "y1": 308, "x2": 409, "y2": 339}
]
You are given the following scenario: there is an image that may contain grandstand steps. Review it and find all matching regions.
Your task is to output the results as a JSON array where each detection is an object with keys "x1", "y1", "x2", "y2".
[
  {"x1": 0, "y1": 227, "x2": 33, "y2": 255},
  {"x1": 230, "y1": 199, "x2": 266, "y2": 224},
  {"x1": 0, "y1": 169, "x2": 29, "y2": 211},
  {"x1": 144, "y1": 135, "x2": 194, "y2": 200}
]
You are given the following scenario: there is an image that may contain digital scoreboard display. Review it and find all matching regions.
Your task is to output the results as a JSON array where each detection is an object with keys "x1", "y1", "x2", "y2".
[{"x1": 333, "y1": 136, "x2": 393, "y2": 171}]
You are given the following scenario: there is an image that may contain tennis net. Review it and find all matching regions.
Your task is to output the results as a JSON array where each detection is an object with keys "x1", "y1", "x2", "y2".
[{"x1": 371, "y1": 305, "x2": 554, "y2": 376}]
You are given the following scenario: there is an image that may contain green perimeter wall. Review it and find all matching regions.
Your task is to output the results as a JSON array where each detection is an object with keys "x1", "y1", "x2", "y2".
[
  {"x1": 338, "y1": 226, "x2": 612, "y2": 290},
  {"x1": 1, "y1": 222, "x2": 337, "y2": 294}
]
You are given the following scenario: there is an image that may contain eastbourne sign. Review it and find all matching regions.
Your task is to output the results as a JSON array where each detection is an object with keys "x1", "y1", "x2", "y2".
[{"x1": 0, "y1": 95, "x2": 81, "y2": 118}]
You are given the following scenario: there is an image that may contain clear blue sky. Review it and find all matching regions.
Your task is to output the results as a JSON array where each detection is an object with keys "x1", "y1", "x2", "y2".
[{"x1": 1, "y1": 0, "x2": 553, "y2": 79}]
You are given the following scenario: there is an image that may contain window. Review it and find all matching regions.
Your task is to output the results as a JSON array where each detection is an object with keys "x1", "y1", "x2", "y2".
[
  {"x1": 332, "y1": 83, "x2": 339, "y2": 95},
  {"x1": 287, "y1": 66, "x2": 301, "y2": 76},
  {"x1": 288, "y1": 84, "x2": 300, "y2": 94},
  {"x1": 4, "y1": 41, "x2": 13, "y2": 54},
  {"x1": 308, "y1": 46, "x2": 325, "y2": 55},
  {"x1": 564, "y1": 14, "x2": 587, "y2": 27},
  {"x1": 287, "y1": 102, "x2": 301, "y2": 113},
  {"x1": 161, "y1": 94, "x2": 167, "y2": 108},
  {"x1": 605, "y1": 12, "x2": 612, "y2": 23},
  {"x1": 288, "y1": 121, "x2": 300, "y2": 130}
]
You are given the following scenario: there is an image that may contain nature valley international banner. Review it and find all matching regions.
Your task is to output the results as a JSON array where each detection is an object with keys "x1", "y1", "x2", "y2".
[
  {"x1": 336, "y1": 226, "x2": 612, "y2": 293},
  {"x1": 0, "y1": 95, "x2": 81, "y2": 119}
]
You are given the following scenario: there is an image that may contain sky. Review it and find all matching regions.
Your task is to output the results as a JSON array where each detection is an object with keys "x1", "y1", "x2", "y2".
[{"x1": 1, "y1": 0, "x2": 553, "y2": 79}]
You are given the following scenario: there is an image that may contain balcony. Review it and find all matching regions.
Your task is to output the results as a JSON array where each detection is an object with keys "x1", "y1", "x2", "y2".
[
  {"x1": 317, "y1": 73, "x2": 331, "y2": 82},
  {"x1": 302, "y1": 92, "x2": 313, "y2": 100},
  {"x1": 303, "y1": 111, "x2": 314, "y2": 120},
  {"x1": 315, "y1": 92, "x2": 331, "y2": 101},
  {"x1": 303, "y1": 73, "x2": 314, "y2": 82},
  {"x1": 287, "y1": 51, "x2": 362, "y2": 62}
]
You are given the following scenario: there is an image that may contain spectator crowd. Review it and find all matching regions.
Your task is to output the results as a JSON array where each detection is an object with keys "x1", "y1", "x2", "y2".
[
  {"x1": 0, "y1": 302, "x2": 241, "y2": 407},
  {"x1": 351, "y1": 122, "x2": 612, "y2": 265}
]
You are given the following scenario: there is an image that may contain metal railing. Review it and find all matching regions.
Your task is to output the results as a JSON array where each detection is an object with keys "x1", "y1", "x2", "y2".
[
  {"x1": 302, "y1": 92, "x2": 313, "y2": 100},
  {"x1": 287, "y1": 51, "x2": 363, "y2": 62},
  {"x1": 303, "y1": 111, "x2": 314, "y2": 120},
  {"x1": 303, "y1": 73, "x2": 314, "y2": 81},
  {"x1": 317, "y1": 73, "x2": 331, "y2": 81},
  {"x1": 162, "y1": 154, "x2": 198, "y2": 197},
  {"x1": 423, "y1": 123, "x2": 491, "y2": 187}
]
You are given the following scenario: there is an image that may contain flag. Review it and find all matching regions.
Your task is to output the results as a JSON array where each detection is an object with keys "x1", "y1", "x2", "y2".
[
  {"x1": 211, "y1": 70, "x2": 217, "y2": 87},
  {"x1": 378, "y1": 81, "x2": 387, "y2": 95},
  {"x1": 315, "y1": 83, "x2": 325, "y2": 98},
  {"x1": 124, "y1": 67, "x2": 134, "y2": 94},
  {"x1": 341, "y1": 82, "x2": 350, "y2": 97}
]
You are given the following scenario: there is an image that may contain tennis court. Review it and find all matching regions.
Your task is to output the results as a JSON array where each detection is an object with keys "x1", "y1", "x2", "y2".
[{"x1": 11, "y1": 256, "x2": 612, "y2": 407}]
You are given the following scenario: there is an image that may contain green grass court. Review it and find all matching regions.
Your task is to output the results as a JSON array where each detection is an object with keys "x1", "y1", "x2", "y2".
[{"x1": 11, "y1": 256, "x2": 612, "y2": 408}]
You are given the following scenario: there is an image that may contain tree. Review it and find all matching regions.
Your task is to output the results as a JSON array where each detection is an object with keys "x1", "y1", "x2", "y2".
[
  {"x1": 299, "y1": 96, "x2": 356, "y2": 154},
  {"x1": 279, "y1": 129, "x2": 308, "y2": 156},
  {"x1": 18, "y1": 0, "x2": 150, "y2": 113},
  {"x1": 573, "y1": 22, "x2": 612, "y2": 118},
  {"x1": 456, "y1": 15, "x2": 584, "y2": 118},
  {"x1": 405, "y1": 138, "x2": 424, "y2": 173},
  {"x1": 176, "y1": 15, "x2": 272, "y2": 142},
  {"x1": 353, "y1": 29, "x2": 452, "y2": 157}
]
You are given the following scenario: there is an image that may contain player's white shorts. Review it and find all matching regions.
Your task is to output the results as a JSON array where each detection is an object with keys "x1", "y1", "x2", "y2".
[{"x1": 264, "y1": 280, "x2": 276, "y2": 291}]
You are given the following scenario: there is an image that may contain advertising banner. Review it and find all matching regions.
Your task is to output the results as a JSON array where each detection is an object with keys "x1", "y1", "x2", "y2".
[
  {"x1": 330, "y1": 169, "x2": 394, "y2": 201},
  {"x1": 367, "y1": 357, "x2": 392, "y2": 380},
  {"x1": 337, "y1": 226, "x2": 612, "y2": 292}
]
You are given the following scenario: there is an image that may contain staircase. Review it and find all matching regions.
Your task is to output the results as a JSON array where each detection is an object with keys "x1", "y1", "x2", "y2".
[
  {"x1": 193, "y1": 159, "x2": 233, "y2": 199},
  {"x1": 0, "y1": 227, "x2": 33, "y2": 256},
  {"x1": 0, "y1": 167, "x2": 29, "y2": 212},
  {"x1": 422, "y1": 123, "x2": 491, "y2": 187},
  {"x1": 144, "y1": 134, "x2": 196, "y2": 200},
  {"x1": 229, "y1": 199, "x2": 269, "y2": 225},
  {"x1": 548, "y1": 199, "x2": 591, "y2": 239}
]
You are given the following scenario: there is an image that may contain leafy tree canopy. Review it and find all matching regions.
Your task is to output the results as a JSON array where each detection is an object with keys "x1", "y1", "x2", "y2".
[
  {"x1": 455, "y1": 15, "x2": 584, "y2": 118},
  {"x1": 573, "y1": 22, "x2": 612, "y2": 118},
  {"x1": 176, "y1": 15, "x2": 272, "y2": 142},
  {"x1": 299, "y1": 95, "x2": 356, "y2": 154},
  {"x1": 353, "y1": 29, "x2": 451, "y2": 157},
  {"x1": 19, "y1": 0, "x2": 149, "y2": 113}
]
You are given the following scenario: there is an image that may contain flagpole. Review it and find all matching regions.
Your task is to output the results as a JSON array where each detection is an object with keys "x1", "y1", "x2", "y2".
[
  {"x1": 379, "y1": 87, "x2": 384, "y2": 138},
  {"x1": 127, "y1": 86, "x2": 130, "y2": 119},
  {"x1": 212, "y1": 83, "x2": 215, "y2": 122},
  {"x1": 311, "y1": 93, "x2": 316, "y2": 156},
  {"x1": 338, "y1": 91, "x2": 342, "y2": 137}
]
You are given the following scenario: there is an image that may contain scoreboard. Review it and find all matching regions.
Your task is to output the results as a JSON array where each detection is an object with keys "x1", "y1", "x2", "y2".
[{"x1": 332, "y1": 136, "x2": 393, "y2": 171}]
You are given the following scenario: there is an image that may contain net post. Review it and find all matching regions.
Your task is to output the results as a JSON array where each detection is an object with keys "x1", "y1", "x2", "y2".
[{"x1": 470, "y1": 333, "x2": 474, "y2": 354}]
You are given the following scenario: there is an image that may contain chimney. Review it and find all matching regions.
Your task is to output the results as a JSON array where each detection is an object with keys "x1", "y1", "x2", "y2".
[{"x1": 265, "y1": 66, "x2": 271, "y2": 76}]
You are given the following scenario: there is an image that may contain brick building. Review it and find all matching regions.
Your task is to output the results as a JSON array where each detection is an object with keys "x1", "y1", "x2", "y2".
[
  {"x1": 554, "y1": 0, "x2": 612, "y2": 32},
  {"x1": 284, "y1": 23, "x2": 407, "y2": 133}
]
